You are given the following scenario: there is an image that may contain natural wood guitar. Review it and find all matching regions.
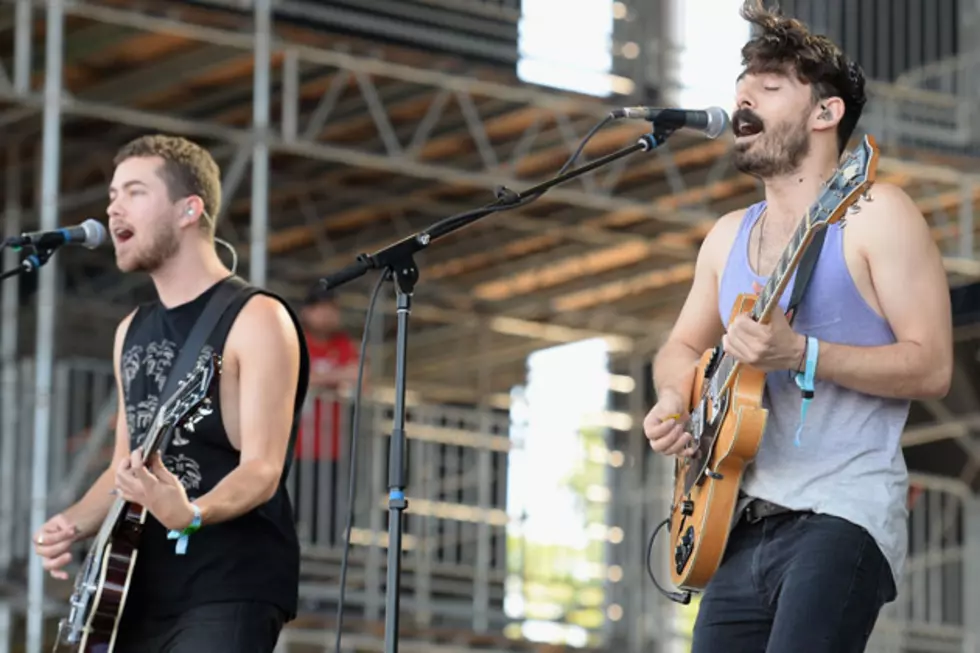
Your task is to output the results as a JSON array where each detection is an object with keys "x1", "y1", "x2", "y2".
[
  {"x1": 667, "y1": 134, "x2": 880, "y2": 593},
  {"x1": 52, "y1": 353, "x2": 220, "y2": 652}
]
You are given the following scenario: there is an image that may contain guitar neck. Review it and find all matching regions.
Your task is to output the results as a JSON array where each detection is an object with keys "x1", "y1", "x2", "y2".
[
  {"x1": 92, "y1": 420, "x2": 169, "y2": 548},
  {"x1": 710, "y1": 208, "x2": 822, "y2": 398},
  {"x1": 751, "y1": 211, "x2": 816, "y2": 323}
]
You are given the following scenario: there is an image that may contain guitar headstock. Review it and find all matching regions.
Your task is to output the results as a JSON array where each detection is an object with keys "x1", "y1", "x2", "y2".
[
  {"x1": 158, "y1": 352, "x2": 222, "y2": 430},
  {"x1": 805, "y1": 133, "x2": 879, "y2": 230}
]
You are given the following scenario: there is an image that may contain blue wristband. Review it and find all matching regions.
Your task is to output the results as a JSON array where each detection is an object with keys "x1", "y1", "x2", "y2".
[
  {"x1": 793, "y1": 336, "x2": 819, "y2": 447},
  {"x1": 167, "y1": 503, "x2": 202, "y2": 555}
]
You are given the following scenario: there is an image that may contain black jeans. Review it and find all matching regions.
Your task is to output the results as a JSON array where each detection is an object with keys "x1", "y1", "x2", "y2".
[
  {"x1": 691, "y1": 511, "x2": 897, "y2": 653},
  {"x1": 113, "y1": 601, "x2": 287, "y2": 653}
]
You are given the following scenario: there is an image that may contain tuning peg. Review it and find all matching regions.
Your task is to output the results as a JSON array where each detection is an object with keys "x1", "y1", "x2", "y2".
[
  {"x1": 862, "y1": 190, "x2": 873, "y2": 202},
  {"x1": 849, "y1": 204, "x2": 862, "y2": 214}
]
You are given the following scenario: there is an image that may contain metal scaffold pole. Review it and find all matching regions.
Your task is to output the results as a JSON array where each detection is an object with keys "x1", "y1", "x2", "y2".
[
  {"x1": 250, "y1": 0, "x2": 271, "y2": 287},
  {"x1": 2, "y1": 0, "x2": 32, "y2": 585},
  {"x1": 27, "y1": 0, "x2": 65, "y2": 651},
  {"x1": 0, "y1": 145, "x2": 23, "y2": 580},
  {"x1": 0, "y1": 146, "x2": 23, "y2": 653}
]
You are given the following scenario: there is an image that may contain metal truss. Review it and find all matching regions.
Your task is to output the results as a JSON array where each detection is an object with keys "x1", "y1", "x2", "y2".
[
  {"x1": 0, "y1": 0, "x2": 977, "y2": 385},
  {"x1": 0, "y1": 0, "x2": 976, "y2": 443}
]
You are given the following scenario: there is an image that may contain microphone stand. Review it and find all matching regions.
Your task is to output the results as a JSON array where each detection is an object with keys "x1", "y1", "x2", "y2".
[
  {"x1": 0, "y1": 244, "x2": 56, "y2": 282},
  {"x1": 319, "y1": 122, "x2": 682, "y2": 653}
]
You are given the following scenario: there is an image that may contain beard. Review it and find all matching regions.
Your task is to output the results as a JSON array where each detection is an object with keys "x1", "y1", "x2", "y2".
[
  {"x1": 732, "y1": 107, "x2": 811, "y2": 179},
  {"x1": 115, "y1": 219, "x2": 180, "y2": 274}
]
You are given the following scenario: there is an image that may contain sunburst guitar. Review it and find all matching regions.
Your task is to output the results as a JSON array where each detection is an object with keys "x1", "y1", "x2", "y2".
[
  {"x1": 52, "y1": 353, "x2": 220, "y2": 652},
  {"x1": 667, "y1": 134, "x2": 880, "y2": 593}
]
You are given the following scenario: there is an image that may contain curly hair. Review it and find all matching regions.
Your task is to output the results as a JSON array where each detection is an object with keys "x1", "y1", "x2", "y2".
[
  {"x1": 739, "y1": 0, "x2": 867, "y2": 154},
  {"x1": 113, "y1": 134, "x2": 222, "y2": 237}
]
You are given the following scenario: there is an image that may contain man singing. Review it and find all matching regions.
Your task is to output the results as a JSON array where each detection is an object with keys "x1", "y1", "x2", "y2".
[
  {"x1": 32, "y1": 134, "x2": 309, "y2": 652},
  {"x1": 644, "y1": 2, "x2": 952, "y2": 651}
]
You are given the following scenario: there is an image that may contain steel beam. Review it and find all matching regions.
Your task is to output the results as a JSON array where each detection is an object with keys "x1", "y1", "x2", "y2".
[
  {"x1": 960, "y1": 179, "x2": 975, "y2": 259},
  {"x1": 250, "y1": 0, "x2": 271, "y2": 286},
  {"x1": 13, "y1": 0, "x2": 31, "y2": 95},
  {"x1": 0, "y1": 145, "x2": 22, "y2": 578},
  {"x1": 27, "y1": 1, "x2": 63, "y2": 650},
  {"x1": 13, "y1": 1, "x2": 972, "y2": 213},
  {"x1": 965, "y1": 496, "x2": 980, "y2": 651}
]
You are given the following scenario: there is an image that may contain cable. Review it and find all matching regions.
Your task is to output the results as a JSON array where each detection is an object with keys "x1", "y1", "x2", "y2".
[
  {"x1": 214, "y1": 237, "x2": 238, "y2": 274},
  {"x1": 559, "y1": 115, "x2": 613, "y2": 175},
  {"x1": 333, "y1": 269, "x2": 388, "y2": 653},
  {"x1": 435, "y1": 114, "x2": 616, "y2": 236},
  {"x1": 497, "y1": 114, "x2": 613, "y2": 210},
  {"x1": 646, "y1": 517, "x2": 692, "y2": 605}
]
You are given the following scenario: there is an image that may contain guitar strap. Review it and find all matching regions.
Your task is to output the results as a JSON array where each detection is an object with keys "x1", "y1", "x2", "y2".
[
  {"x1": 784, "y1": 227, "x2": 827, "y2": 325},
  {"x1": 151, "y1": 274, "x2": 252, "y2": 453}
]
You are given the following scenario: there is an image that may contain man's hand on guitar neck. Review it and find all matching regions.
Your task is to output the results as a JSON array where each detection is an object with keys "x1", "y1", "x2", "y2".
[
  {"x1": 114, "y1": 449, "x2": 197, "y2": 532},
  {"x1": 723, "y1": 283, "x2": 806, "y2": 373}
]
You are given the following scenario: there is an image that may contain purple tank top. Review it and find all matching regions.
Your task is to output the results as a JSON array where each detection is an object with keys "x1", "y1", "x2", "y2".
[
  {"x1": 718, "y1": 200, "x2": 894, "y2": 345},
  {"x1": 717, "y1": 200, "x2": 911, "y2": 589}
]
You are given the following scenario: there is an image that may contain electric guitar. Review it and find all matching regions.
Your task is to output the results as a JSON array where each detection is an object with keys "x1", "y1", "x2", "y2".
[
  {"x1": 52, "y1": 353, "x2": 221, "y2": 652},
  {"x1": 667, "y1": 134, "x2": 880, "y2": 592}
]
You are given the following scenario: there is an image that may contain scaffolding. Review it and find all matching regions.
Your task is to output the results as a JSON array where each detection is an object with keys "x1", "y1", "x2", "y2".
[{"x1": 1, "y1": 0, "x2": 980, "y2": 651}]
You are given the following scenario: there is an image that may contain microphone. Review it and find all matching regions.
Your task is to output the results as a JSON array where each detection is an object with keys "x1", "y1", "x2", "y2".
[
  {"x1": 610, "y1": 106, "x2": 730, "y2": 139},
  {"x1": 4, "y1": 218, "x2": 107, "y2": 250}
]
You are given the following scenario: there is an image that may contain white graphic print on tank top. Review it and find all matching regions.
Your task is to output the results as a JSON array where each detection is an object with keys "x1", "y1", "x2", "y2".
[{"x1": 121, "y1": 338, "x2": 213, "y2": 493}]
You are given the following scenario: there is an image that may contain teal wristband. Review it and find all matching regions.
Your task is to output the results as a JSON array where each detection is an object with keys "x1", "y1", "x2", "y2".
[
  {"x1": 167, "y1": 503, "x2": 202, "y2": 555},
  {"x1": 793, "y1": 336, "x2": 819, "y2": 447}
]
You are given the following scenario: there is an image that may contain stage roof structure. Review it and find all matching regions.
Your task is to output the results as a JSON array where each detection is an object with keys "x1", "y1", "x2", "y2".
[{"x1": 1, "y1": 0, "x2": 979, "y2": 406}]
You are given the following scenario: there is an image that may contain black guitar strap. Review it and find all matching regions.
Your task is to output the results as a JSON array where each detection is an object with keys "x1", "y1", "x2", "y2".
[
  {"x1": 785, "y1": 227, "x2": 827, "y2": 325},
  {"x1": 153, "y1": 275, "x2": 251, "y2": 447}
]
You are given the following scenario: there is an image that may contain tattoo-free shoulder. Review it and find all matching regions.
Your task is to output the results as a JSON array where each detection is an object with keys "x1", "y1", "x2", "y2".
[
  {"x1": 701, "y1": 208, "x2": 750, "y2": 274},
  {"x1": 227, "y1": 293, "x2": 301, "y2": 362}
]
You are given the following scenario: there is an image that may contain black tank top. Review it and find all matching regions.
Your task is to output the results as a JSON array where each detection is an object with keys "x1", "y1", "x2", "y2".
[{"x1": 117, "y1": 277, "x2": 309, "y2": 621}]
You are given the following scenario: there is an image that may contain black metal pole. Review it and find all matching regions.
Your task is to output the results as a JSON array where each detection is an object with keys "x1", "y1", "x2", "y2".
[
  {"x1": 321, "y1": 125, "x2": 683, "y2": 653},
  {"x1": 383, "y1": 263, "x2": 416, "y2": 653}
]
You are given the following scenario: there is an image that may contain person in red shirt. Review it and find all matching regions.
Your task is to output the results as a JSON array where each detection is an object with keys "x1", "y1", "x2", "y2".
[{"x1": 294, "y1": 284, "x2": 360, "y2": 545}]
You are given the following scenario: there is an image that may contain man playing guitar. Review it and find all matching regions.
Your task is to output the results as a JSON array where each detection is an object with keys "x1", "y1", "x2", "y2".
[
  {"x1": 644, "y1": 2, "x2": 953, "y2": 651},
  {"x1": 32, "y1": 134, "x2": 309, "y2": 652}
]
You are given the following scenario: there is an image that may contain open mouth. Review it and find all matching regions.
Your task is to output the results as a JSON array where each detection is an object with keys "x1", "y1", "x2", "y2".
[
  {"x1": 113, "y1": 227, "x2": 134, "y2": 244},
  {"x1": 733, "y1": 115, "x2": 764, "y2": 139}
]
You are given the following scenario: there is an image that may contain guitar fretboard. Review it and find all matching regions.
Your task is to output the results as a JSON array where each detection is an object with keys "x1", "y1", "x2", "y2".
[
  {"x1": 90, "y1": 418, "x2": 168, "y2": 551},
  {"x1": 707, "y1": 205, "x2": 818, "y2": 401}
]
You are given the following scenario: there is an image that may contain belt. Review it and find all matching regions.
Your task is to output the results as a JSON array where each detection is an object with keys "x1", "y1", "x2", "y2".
[{"x1": 742, "y1": 499, "x2": 801, "y2": 524}]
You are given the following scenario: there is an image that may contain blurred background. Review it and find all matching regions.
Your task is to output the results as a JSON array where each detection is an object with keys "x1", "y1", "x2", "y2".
[{"x1": 1, "y1": 0, "x2": 979, "y2": 651}]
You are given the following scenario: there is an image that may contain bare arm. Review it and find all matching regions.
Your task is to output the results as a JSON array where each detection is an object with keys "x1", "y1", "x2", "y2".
[
  {"x1": 812, "y1": 185, "x2": 953, "y2": 399},
  {"x1": 653, "y1": 213, "x2": 738, "y2": 403},
  {"x1": 195, "y1": 295, "x2": 302, "y2": 525},
  {"x1": 61, "y1": 310, "x2": 138, "y2": 539}
]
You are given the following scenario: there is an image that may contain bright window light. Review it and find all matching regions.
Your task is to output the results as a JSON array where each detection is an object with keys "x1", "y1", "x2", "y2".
[{"x1": 517, "y1": 0, "x2": 615, "y2": 96}]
